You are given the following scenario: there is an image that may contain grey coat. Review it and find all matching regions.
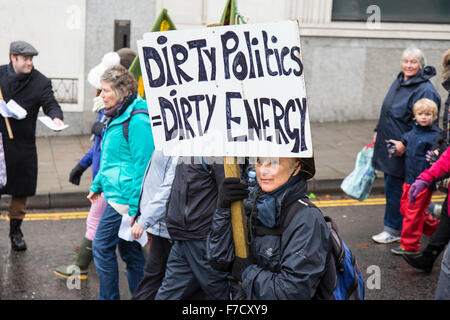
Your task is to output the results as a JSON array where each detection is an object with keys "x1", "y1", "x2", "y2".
[{"x1": 136, "y1": 150, "x2": 178, "y2": 239}]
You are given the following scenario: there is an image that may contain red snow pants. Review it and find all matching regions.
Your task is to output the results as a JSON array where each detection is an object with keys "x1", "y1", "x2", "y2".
[{"x1": 400, "y1": 183, "x2": 439, "y2": 252}]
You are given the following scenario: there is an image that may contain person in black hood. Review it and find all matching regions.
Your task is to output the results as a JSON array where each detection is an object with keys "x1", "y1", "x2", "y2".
[
  {"x1": 207, "y1": 156, "x2": 332, "y2": 299},
  {"x1": 371, "y1": 47, "x2": 441, "y2": 245}
]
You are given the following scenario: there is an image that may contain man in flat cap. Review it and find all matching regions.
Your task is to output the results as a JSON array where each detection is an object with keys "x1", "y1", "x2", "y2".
[{"x1": 0, "y1": 40, "x2": 64, "y2": 251}]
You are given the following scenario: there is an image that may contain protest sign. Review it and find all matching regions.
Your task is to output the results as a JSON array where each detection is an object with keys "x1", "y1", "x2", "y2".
[{"x1": 138, "y1": 20, "x2": 312, "y2": 158}]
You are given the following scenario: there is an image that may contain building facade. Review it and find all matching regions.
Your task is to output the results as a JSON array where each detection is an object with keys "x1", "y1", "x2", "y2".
[
  {"x1": 0, "y1": 0, "x2": 156, "y2": 136},
  {"x1": 1, "y1": 0, "x2": 449, "y2": 135}
]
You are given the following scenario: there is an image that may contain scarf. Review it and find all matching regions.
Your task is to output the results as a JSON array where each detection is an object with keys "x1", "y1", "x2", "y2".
[
  {"x1": 103, "y1": 101, "x2": 122, "y2": 117},
  {"x1": 254, "y1": 174, "x2": 303, "y2": 228},
  {"x1": 7, "y1": 63, "x2": 31, "y2": 94},
  {"x1": 103, "y1": 94, "x2": 136, "y2": 118}
]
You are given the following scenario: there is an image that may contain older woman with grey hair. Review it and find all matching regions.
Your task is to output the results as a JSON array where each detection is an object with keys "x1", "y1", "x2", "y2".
[
  {"x1": 87, "y1": 65, "x2": 155, "y2": 299},
  {"x1": 371, "y1": 47, "x2": 441, "y2": 245}
]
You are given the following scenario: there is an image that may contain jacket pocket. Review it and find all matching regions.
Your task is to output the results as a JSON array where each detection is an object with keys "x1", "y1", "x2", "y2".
[{"x1": 255, "y1": 236, "x2": 282, "y2": 272}]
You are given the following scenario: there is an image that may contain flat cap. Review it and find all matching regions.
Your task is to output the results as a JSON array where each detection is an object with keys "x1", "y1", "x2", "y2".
[{"x1": 10, "y1": 41, "x2": 39, "y2": 56}]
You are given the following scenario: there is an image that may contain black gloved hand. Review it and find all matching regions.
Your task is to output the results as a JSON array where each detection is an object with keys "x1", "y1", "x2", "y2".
[
  {"x1": 69, "y1": 164, "x2": 86, "y2": 185},
  {"x1": 217, "y1": 177, "x2": 249, "y2": 209},
  {"x1": 91, "y1": 121, "x2": 104, "y2": 137},
  {"x1": 232, "y1": 256, "x2": 254, "y2": 282}
]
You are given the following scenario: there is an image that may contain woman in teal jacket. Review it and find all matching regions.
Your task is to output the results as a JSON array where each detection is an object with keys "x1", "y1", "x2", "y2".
[{"x1": 88, "y1": 65, "x2": 154, "y2": 300}]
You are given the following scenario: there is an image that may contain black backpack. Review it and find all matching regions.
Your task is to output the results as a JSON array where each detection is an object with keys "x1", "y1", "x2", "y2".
[{"x1": 253, "y1": 197, "x2": 365, "y2": 300}]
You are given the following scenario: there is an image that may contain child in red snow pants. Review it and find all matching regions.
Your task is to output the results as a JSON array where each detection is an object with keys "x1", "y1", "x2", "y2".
[{"x1": 400, "y1": 183, "x2": 439, "y2": 252}]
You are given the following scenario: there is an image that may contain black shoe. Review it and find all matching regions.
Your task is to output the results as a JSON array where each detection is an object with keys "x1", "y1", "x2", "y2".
[
  {"x1": 402, "y1": 253, "x2": 434, "y2": 273},
  {"x1": 9, "y1": 219, "x2": 27, "y2": 251}
]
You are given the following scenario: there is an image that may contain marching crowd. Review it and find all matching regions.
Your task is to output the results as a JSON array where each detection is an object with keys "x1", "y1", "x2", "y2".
[{"x1": 0, "y1": 40, "x2": 449, "y2": 300}]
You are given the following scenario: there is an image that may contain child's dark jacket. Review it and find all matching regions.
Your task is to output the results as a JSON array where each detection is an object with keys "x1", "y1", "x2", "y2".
[{"x1": 401, "y1": 122, "x2": 441, "y2": 184}]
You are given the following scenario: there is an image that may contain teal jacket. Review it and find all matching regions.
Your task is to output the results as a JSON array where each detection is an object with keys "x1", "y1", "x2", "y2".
[{"x1": 90, "y1": 95, "x2": 154, "y2": 216}]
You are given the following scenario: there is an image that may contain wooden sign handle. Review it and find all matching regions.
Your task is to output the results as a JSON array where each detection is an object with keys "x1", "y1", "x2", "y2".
[
  {"x1": 0, "y1": 88, "x2": 14, "y2": 139},
  {"x1": 223, "y1": 156, "x2": 249, "y2": 258}
]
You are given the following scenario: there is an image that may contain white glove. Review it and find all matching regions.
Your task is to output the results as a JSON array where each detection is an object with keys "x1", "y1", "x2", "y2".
[{"x1": 92, "y1": 95, "x2": 105, "y2": 113}]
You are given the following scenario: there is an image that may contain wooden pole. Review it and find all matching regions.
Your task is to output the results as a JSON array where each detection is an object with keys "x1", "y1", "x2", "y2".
[
  {"x1": 223, "y1": 156, "x2": 249, "y2": 258},
  {"x1": 217, "y1": 1, "x2": 249, "y2": 259},
  {"x1": 0, "y1": 88, "x2": 13, "y2": 139}
]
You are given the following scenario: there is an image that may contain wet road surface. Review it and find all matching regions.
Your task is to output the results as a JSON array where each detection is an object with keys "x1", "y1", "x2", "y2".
[{"x1": 0, "y1": 195, "x2": 444, "y2": 300}]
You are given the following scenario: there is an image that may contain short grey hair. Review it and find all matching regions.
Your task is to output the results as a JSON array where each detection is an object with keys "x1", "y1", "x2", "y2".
[
  {"x1": 101, "y1": 65, "x2": 137, "y2": 102},
  {"x1": 401, "y1": 47, "x2": 426, "y2": 68}
]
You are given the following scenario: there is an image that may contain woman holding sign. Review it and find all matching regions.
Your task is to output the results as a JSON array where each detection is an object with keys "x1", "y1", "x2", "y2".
[
  {"x1": 207, "y1": 156, "x2": 333, "y2": 299},
  {"x1": 87, "y1": 65, "x2": 154, "y2": 300}
]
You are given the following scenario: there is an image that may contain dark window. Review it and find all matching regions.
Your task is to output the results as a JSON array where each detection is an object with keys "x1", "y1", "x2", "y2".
[
  {"x1": 332, "y1": 0, "x2": 450, "y2": 24},
  {"x1": 114, "y1": 20, "x2": 131, "y2": 51}
]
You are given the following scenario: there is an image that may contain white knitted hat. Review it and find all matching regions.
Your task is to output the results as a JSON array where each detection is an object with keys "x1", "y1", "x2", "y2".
[{"x1": 87, "y1": 52, "x2": 121, "y2": 89}]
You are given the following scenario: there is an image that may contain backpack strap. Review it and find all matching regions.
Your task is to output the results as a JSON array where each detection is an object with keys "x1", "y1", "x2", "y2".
[
  {"x1": 122, "y1": 108, "x2": 149, "y2": 142},
  {"x1": 324, "y1": 215, "x2": 346, "y2": 272},
  {"x1": 252, "y1": 198, "x2": 344, "y2": 269}
]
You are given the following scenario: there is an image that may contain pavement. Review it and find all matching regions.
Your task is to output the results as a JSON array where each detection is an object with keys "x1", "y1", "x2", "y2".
[{"x1": 0, "y1": 119, "x2": 384, "y2": 209}]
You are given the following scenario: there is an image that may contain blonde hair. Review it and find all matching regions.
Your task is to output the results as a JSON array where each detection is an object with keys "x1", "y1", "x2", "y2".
[
  {"x1": 442, "y1": 49, "x2": 450, "y2": 81},
  {"x1": 413, "y1": 98, "x2": 438, "y2": 121}
]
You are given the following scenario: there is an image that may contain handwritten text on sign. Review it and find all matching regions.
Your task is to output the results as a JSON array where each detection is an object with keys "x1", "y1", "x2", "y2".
[{"x1": 137, "y1": 20, "x2": 312, "y2": 157}]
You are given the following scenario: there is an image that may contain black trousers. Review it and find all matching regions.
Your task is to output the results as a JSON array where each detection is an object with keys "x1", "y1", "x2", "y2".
[
  {"x1": 425, "y1": 195, "x2": 450, "y2": 255},
  {"x1": 132, "y1": 235, "x2": 173, "y2": 300},
  {"x1": 131, "y1": 235, "x2": 205, "y2": 300}
]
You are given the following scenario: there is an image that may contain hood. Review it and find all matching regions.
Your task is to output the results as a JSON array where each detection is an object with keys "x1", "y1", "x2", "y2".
[
  {"x1": 397, "y1": 66, "x2": 437, "y2": 86},
  {"x1": 442, "y1": 78, "x2": 450, "y2": 92}
]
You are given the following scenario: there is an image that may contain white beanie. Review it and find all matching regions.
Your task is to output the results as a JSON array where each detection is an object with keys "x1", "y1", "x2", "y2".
[{"x1": 87, "y1": 52, "x2": 121, "y2": 89}]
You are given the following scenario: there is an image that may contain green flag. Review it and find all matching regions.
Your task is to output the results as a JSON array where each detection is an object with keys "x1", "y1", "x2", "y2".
[
  {"x1": 219, "y1": 0, "x2": 246, "y2": 26},
  {"x1": 129, "y1": 8, "x2": 176, "y2": 99}
]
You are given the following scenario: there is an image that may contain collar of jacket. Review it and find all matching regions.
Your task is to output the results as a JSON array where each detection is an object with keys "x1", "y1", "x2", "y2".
[
  {"x1": 413, "y1": 121, "x2": 431, "y2": 131},
  {"x1": 108, "y1": 94, "x2": 142, "y2": 126},
  {"x1": 397, "y1": 65, "x2": 436, "y2": 87},
  {"x1": 254, "y1": 174, "x2": 307, "y2": 228},
  {"x1": 413, "y1": 121, "x2": 440, "y2": 132}
]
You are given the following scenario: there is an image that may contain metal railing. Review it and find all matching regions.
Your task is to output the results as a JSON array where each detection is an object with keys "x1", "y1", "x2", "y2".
[{"x1": 50, "y1": 78, "x2": 78, "y2": 104}]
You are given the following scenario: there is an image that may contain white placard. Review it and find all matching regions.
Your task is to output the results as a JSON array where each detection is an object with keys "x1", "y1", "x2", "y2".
[{"x1": 138, "y1": 20, "x2": 312, "y2": 158}]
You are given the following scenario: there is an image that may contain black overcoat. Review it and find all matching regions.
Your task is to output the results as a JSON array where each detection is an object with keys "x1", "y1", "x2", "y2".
[{"x1": 0, "y1": 63, "x2": 63, "y2": 197}]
